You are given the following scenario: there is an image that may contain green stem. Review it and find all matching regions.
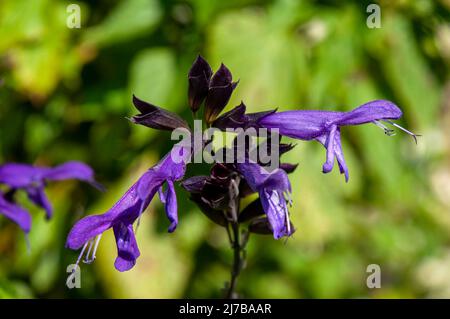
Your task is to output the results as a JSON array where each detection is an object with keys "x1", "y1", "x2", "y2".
[{"x1": 226, "y1": 222, "x2": 242, "y2": 299}]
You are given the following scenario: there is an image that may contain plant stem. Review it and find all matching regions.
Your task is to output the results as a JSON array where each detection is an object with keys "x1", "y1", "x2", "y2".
[{"x1": 226, "y1": 222, "x2": 242, "y2": 299}]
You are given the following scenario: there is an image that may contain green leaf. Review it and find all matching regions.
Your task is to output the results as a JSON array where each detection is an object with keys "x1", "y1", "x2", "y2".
[{"x1": 83, "y1": 0, "x2": 162, "y2": 47}]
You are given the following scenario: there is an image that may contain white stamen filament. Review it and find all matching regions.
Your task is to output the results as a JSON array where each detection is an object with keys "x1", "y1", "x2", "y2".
[
  {"x1": 373, "y1": 120, "x2": 421, "y2": 144},
  {"x1": 75, "y1": 242, "x2": 89, "y2": 268},
  {"x1": 373, "y1": 120, "x2": 396, "y2": 136},
  {"x1": 92, "y1": 234, "x2": 102, "y2": 257},
  {"x1": 283, "y1": 191, "x2": 292, "y2": 235},
  {"x1": 384, "y1": 120, "x2": 420, "y2": 144},
  {"x1": 266, "y1": 190, "x2": 292, "y2": 236},
  {"x1": 284, "y1": 191, "x2": 293, "y2": 207},
  {"x1": 285, "y1": 208, "x2": 291, "y2": 235},
  {"x1": 75, "y1": 235, "x2": 102, "y2": 268},
  {"x1": 84, "y1": 239, "x2": 94, "y2": 263}
]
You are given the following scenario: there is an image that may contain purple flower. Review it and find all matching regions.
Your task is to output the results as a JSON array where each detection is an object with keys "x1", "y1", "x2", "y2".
[
  {"x1": 236, "y1": 162, "x2": 294, "y2": 239},
  {"x1": 258, "y1": 100, "x2": 419, "y2": 182},
  {"x1": 0, "y1": 161, "x2": 100, "y2": 219},
  {"x1": 0, "y1": 161, "x2": 99, "y2": 237},
  {"x1": 0, "y1": 190, "x2": 31, "y2": 233},
  {"x1": 66, "y1": 144, "x2": 190, "y2": 272}
]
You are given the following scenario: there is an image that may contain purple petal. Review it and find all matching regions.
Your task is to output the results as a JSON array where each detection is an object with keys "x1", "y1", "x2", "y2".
[
  {"x1": 262, "y1": 169, "x2": 292, "y2": 193},
  {"x1": 337, "y1": 100, "x2": 402, "y2": 126},
  {"x1": 136, "y1": 170, "x2": 165, "y2": 206},
  {"x1": 333, "y1": 130, "x2": 349, "y2": 182},
  {"x1": 0, "y1": 192, "x2": 32, "y2": 233},
  {"x1": 163, "y1": 180, "x2": 178, "y2": 233},
  {"x1": 258, "y1": 110, "x2": 340, "y2": 140},
  {"x1": 26, "y1": 186, "x2": 53, "y2": 219},
  {"x1": 0, "y1": 163, "x2": 47, "y2": 188},
  {"x1": 157, "y1": 180, "x2": 179, "y2": 232},
  {"x1": 0, "y1": 161, "x2": 101, "y2": 190},
  {"x1": 321, "y1": 125, "x2": 337, "y2": 174},
  {"x1": 260, "y1": 189, "x2": 291, "y2": 239},
  {"x1": 316, "y1": 128, "x2": 349, "y2": 182},
  {"x1": 237, "y1": 162, "x2": 291, "y2": 193},
  {"x1": 113, "y1": 223, "x2": 141, "y2": 272},
  {"x1": 236, "y1": 162, "x2": 267, "y2": 192},
  {"x1": 137, "y1": 144, "x2": 190, "y2": 203},
  {"x1": 44, "y1": 161, "x2": 95, "y2": 182},
  {"x1": 66, "y1": 183, "x2": 143, "y2": 250},
  {"x1": 66, "y1": 213, "x2": 114, "y2": 250}
]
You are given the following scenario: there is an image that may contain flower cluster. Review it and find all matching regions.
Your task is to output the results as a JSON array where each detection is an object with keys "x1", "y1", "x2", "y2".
[
  {"x1": 0, "y1": 161, "x2": 99, "y2": 235},
  {"x1": 65, "y1": 55, "x2": 417, "y2": 272}
]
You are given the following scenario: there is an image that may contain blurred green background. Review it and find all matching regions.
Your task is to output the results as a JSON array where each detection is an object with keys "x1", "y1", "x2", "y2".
[{"x1": 1, "y1": 0, "x2": 450, "y2": 298}]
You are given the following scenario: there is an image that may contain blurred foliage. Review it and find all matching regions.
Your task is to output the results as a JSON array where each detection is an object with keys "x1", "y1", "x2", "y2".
[{"x1": 1, "y1": 0, "x2": 450, "y2": 298}]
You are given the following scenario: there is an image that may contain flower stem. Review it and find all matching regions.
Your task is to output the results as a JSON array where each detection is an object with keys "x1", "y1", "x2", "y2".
[
  {"x1": 226, "y1": 222, "x2": 242, "y2": 299},
  {"x1": 224, "y1": 175, "x2": 247, "y2": 299}
]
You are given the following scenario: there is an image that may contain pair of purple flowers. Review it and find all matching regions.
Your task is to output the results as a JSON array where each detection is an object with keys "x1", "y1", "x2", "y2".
[{"x1": 0, "y1": 55, "x2": 418, "y2": 273}]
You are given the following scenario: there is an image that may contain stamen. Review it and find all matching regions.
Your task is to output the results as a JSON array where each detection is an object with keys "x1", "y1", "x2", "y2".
[
  {"x1": 373, "y1": 120, "x2": 396, "y2": 136},
  {"x1": 278, "y1": 191, "x2": 292, "y2": 235},
  {"x1": 383, "y1": 120, "x2": 421, "y2": 144},
  {"x1": 87, "y1": 234, "x2": 102, "y2": 263},
  {"x1": 284, "y1": 191, "x2": 293, "y2": 207},
  {"x1": 75, "y1": 235, "x2": 102, "y2": 267},
  {"x1": 83, "y1": 240, "x2": 94, "y2": 263},
  {"x1": 266, "y1": 190, "x2": 293, "y2": 239},
  {"x1": 285, "y1": 209, "x2": 291, "y2": 236},
  {"x1": 92, "y1": 234, "x2": 102, "y2": 258},
  {"x1": 75, "y1": 241, "x2": 89, "y2": 268}
]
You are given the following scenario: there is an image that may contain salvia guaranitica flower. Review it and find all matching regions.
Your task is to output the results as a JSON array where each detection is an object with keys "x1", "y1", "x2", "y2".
[
  {"x1": 213, "y1": 99, "x2": 419, "y2": 182},
  {"x1": 236, "y1": 162, "x2": 294, "y2": 239},
  {"x1": 257, "y1": 99, "x2": 419, "y2": 182},
  {"x1": 66, "y1": 142, "x2": 191, "y2": 271},
  {"x1": 0, "y1": 161, "x2": 99, "y2": 233}
]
